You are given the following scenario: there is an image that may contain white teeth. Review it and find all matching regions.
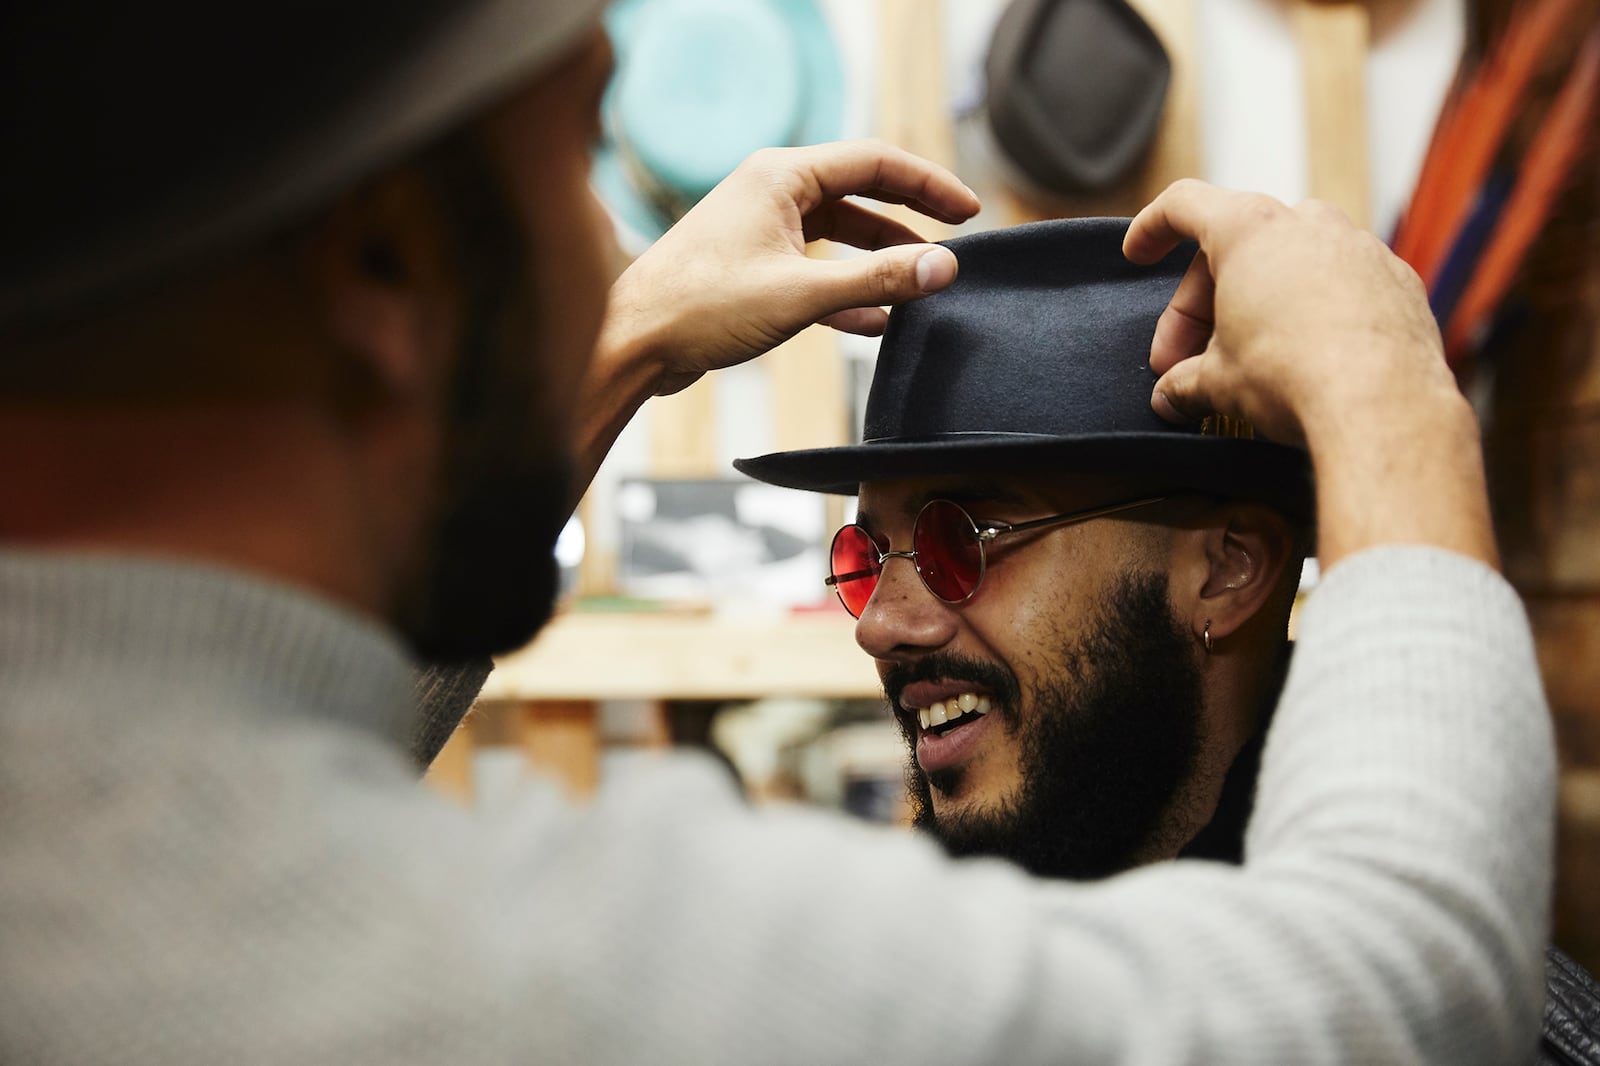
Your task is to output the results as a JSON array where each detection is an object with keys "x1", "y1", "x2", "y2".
[{"x1": 915, "y1": 693, "x2": 991, "y2": 731}]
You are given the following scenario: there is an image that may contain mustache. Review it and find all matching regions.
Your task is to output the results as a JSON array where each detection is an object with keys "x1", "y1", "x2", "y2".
[{"x1": 881, "y1": 651, "x2": 1022, "y2": 716}]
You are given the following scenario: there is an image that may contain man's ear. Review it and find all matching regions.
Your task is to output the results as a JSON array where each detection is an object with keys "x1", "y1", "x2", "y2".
[
  {"x1": 1177, "y1": 501, "x2": 1299, "y2": 647},
  {"x1": 303, "y1": 167, "x2": 459, "y2": 399}
]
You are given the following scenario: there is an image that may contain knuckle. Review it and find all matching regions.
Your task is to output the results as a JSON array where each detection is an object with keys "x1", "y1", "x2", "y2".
[
  {"x1": 1393, "y1": 259, "x2": 1428, "y2": 298},
  {"x1": 741, "y1": 145, "x2": 789, "y2": 173},
  {"x1": 871, "y1": 255, "x2": 908, "y2": 298},
  {"x1": 1159, "y1": 177, "x2": 1208, "y2": 211},
  {"x1": 1305, "y1": 198, "x2": 1351, "y2": 226},
  {"x1": 1239, "y1": 192, "x2": 1286, "y2": 225}
]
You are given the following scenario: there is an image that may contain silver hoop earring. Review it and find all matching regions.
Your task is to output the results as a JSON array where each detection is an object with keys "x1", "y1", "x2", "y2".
[{"x1": 1203, "y1": 620, "x2": 1214, "y2": 655}]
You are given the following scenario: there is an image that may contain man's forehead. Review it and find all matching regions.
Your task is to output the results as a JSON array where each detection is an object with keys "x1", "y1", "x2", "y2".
[{"x1": 855, "y1": 472, "x2": 1136, "y2": 522}]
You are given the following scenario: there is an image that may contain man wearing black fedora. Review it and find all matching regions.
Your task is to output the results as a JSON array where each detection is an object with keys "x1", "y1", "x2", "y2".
[
  {"x1": 739, "y1": 215, "x2": 1312, "y2": 880},
  {"x1": 0, "y1": 4, "x2": 1553, "y2": 1065},
  {"x1": 741, "y1": 213, "x2": 1596, "y2": 1063}
]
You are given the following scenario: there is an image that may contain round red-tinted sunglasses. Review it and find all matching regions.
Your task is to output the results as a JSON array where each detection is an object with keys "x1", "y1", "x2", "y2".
[{"x1": 825, "y1": 495, "x2": 1168, "y2": 618}]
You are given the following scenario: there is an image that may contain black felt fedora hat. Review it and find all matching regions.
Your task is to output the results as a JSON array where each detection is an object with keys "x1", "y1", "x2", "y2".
[{"x1": 735, "y1": 218, "x2": 1314, "y2": 521}]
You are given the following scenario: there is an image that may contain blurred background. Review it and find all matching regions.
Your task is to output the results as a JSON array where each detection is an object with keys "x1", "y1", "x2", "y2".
[{"x1": 424, "y1": 0, "x2": 1600, "y2": 972}]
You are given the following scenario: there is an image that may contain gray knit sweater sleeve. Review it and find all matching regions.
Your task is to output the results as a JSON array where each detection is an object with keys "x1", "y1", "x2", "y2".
[
  {"x1": 452, "y1": 546, "x2": 1551, "y2": 1064},
  {"x1": 0, "y1": 546, "x2": 1554, "y2": 1064}
]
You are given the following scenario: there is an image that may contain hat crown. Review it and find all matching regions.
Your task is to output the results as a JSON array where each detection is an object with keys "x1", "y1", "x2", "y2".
[
  {"x1": 864, "y1": 218, "x2": 1193, "y2": 444},
  {"x1": 734, "y1": 218, "x2": 1312, "y2": 520}
]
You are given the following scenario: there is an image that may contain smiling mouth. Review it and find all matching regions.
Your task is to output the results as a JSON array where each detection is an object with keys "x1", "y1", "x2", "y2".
[{"x1": 907, "y1": 692, "x2": 993, "y2": 735}]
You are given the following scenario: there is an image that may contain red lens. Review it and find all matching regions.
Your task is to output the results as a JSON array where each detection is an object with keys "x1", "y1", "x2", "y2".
[
  {"x1": 913, "y1": 500, "x2": 984, "y2": 602},
  {"x1": 829, "y1": 525, "x2": 881, "y2": 617}
]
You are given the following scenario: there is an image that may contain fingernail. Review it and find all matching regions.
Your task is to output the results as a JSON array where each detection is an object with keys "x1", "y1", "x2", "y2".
[
  {"x1": 1152, "y1": 389, "x2": 1183, "y2": 422},
  {"x1": 915, "y1": 248, "x2": 956, "y2": 293}
]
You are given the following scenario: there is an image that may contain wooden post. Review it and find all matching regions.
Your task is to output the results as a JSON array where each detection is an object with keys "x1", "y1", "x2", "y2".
[
  {"x1": 877, "y1": 0, "x2": 957, "y2": 236},
  {"x1": 1125, "y1": 0, "x2": 1205, "y2": 193},
  {"x1": 1292, "y1": 0, "x2": 1372, "y2": 229},
  {"x1": 423, "y1": 712, "x2": 476, "y2": 805},
  {"x1": 767, "y1": 319, "x2": 849, "y2": 530},
  {"x1": 519, "y1": 700, "x2": 602, "y2": 799},
  {"x1": 649, "y1": 378, "x2": 719, "y2": 478},
  {"x1": 767, "y1": 324, "x2": 848, "y2": 456}
]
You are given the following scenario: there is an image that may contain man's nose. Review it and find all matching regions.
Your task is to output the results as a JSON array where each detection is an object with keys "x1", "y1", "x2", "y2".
[{"x1": 853, "y1": 554, "x2": 960, "y2": 661}]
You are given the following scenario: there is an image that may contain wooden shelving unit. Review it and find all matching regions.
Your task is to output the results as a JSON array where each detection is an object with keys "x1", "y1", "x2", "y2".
[{"x1": 483, "y1": 611, "x2": 880, "y2": 701}]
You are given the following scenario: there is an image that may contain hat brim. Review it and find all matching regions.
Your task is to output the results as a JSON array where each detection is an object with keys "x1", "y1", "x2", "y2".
[{"x1": 734, "y1": 432, "x2": 1314, "y2": 522}]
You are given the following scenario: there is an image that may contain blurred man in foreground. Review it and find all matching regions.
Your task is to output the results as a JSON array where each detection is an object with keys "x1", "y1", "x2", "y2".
[{"x1": 0, "y1": 4, "x2": 1554, "y2": 1063}]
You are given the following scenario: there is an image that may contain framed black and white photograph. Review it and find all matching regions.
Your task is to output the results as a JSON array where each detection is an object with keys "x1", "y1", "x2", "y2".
[{"x1": 616, "y1": 477, "x2": 830, "y2": 607}]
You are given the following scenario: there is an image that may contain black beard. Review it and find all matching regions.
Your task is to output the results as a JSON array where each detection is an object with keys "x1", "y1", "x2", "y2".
[
  {"x1": 397, "y1": 130, "x2": 572, "y2": 662},
  {"x1": 892, "y1": 571, "x2": 1203, "y2": 881},
  {"x1": 405, "y1": 455, "x2": 570, "y2": 661}
]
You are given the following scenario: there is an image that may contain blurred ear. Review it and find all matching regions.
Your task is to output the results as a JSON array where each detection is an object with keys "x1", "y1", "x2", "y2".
[
  {"x1": 303, "y1": 166, "x2": 459, "y2": 399},
  {"x1": 1172, "y1": 501, "x2": 1298, "y2": 647}
]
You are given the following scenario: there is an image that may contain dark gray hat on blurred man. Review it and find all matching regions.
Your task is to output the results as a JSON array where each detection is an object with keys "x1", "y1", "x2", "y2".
[{"x1": 0, "y1": 1, "x2": 607, "y2": 333}]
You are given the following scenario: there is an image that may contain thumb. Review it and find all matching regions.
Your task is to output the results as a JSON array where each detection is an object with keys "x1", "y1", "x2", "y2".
[
  {"x1": 809, "y1": 244, "x2": 958, "y2": 319},
  {"x1": 1151, "y1": 353, "x2": 1213, "y2": 426}
]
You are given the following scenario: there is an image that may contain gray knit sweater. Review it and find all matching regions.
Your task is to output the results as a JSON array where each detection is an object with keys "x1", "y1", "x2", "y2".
[{"x1": 0, "y1": 546, "x2": 1555, "y2": 1064}]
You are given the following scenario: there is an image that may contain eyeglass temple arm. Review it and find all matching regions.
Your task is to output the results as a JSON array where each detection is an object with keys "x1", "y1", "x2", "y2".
[{"x1": 979, "y1": 495, "x2": 1170, "y2": 541}]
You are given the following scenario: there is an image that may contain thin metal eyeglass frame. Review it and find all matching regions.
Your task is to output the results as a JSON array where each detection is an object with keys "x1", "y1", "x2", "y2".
[{"x1": 825, "y1": 494, "x2": 1170, "y2": 615}]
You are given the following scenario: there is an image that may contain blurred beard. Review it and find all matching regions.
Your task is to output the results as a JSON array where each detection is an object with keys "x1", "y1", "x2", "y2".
[
  {"x1": 405, "y1": 446, "x2": 570, "y2": 662},
  {"x1": 396, "y1": 131, "x2": 574, "y2": 663},
  {"x1": 892, "y1": 571, "x2": 1203, "y2": 881}
]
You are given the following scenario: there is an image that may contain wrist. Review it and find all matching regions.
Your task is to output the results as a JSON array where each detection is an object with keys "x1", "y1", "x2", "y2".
[
  {"x1": 570, "y1": 280, "x2": 677, "y2": 500},
  {"x1": 592, "y1": 269, "x2": 670, "y2": 397},
  {"x1": 1306, "y1": 385, "x2": 1498, "y2": 570},
  {"x1": 1301, "y1": 377, "x2": 1476, "y2": 461}
]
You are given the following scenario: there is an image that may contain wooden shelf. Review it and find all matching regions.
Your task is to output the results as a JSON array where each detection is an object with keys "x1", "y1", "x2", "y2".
[{"x1": 483, "y1": 612, "x2": 881, "y2": 701}]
